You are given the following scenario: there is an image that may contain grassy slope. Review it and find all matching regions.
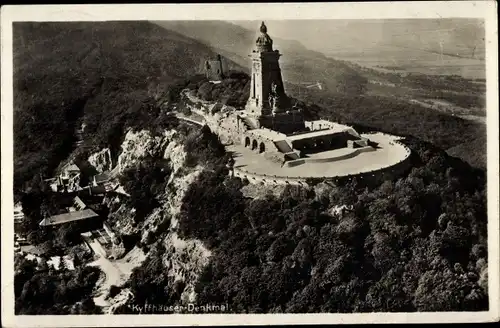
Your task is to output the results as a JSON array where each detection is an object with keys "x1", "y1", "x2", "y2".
[{"x1": 13, "y1": 21, "x2": 243, "y2": 188}]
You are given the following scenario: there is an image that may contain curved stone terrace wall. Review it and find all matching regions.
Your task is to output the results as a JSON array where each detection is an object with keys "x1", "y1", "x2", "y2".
[
  {"x1": 233, "y1": 168, "x2": 306, "y2": 186},
  {"x1": 230, "y1": 132, "x2": 412, "y2": 186},
  {"x1": 234, "y1": 149, "x2": 411, "y2": 187}
]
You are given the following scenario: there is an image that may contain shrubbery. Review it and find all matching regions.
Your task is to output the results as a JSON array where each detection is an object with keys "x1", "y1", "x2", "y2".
[
  {"x1": 195, "y1": 71, "x2": 250, "y2": 107},
  {"x1": 118, "y1": 245, "x2": 178, "y2": 312},
  {"x1": 183, "y1": 125, "x2": 226, "y2": 168}
]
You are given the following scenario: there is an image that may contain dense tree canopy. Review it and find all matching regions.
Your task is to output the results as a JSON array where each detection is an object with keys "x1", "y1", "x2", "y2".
[
  {"x1": 174, "y1": 138, "x2": 487, "y2": 313},
  {"x1": 15, "y1": 255, "x2": 102, "y2": 314},
  {"x1": 119, "y1": 157, "x2": 173, "y2": 223}
]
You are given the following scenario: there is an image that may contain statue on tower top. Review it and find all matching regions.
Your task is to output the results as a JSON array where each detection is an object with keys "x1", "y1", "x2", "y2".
[
  {"x1": 255, "y1": 21, "x2": 273, "y2": 52},
  {"x1": 260, "y1": 21, "x2": 267, "y2": 33}
]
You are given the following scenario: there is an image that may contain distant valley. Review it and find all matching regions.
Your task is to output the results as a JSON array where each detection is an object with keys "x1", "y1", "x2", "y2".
[{"x1": 232, "y1": 19, "x2": 486, "y2": 79}]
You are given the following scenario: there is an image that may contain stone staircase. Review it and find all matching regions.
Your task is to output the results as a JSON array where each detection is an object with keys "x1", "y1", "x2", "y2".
[
  {"x1": 274, "y1": 139, "x2": 293, "y2": 153},
  {"x1": 274, "y1": 140, "x2": 300, "y2": 160},
  {"x1": 284, "y1": 151, "x2": 300, "y2": 160}
]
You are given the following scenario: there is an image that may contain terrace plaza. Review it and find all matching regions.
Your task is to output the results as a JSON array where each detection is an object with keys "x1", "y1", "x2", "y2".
[{"x1": 228, "y1": 132, "x2": 410, "y2": 179}]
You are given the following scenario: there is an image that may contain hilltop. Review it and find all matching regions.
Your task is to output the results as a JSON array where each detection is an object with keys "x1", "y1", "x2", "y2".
[
  {"x1": 152, "y1": 20, "x2": 486, "y2": 169},
  {"x1": 115, "y1": 82, "x2": 488, "y2": 313},
  {"x1": 13, "y1": 21, "x2": 243, "y2": 190}
]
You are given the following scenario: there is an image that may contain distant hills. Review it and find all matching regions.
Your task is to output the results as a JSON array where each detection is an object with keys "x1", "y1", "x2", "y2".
[
  {"x1": 152, "y1": 20, "x2": 368, "y2": 95},
  {"x1": 230, "y1": 19, "x2": 485, "y2": 79},
  {"x1": 233, "y1": 19, "x2": 485, "y2": 58}
]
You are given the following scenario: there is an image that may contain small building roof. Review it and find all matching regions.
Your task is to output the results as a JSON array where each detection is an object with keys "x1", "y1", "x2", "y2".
[
  {"x1": 63, "y1": 163, "x2": 81, "y2": 173},
  {"x1": 94, "y1": 172, "x2": 111, "y2": 184},
  {"x1": 39, "y1": 209, "x2": 99, "y2": 227}
]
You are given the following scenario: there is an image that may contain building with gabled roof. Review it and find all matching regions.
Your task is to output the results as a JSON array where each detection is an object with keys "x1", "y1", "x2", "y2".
[
  {"x1": 62, "y1": 163, "x2": 81, "y2": 173},
  {"x1": 39, "y1": 209, "x2": 99, "y2": 227},
  {"x1": 47, "y1": 161, "x2": 83, "y2": 193}
]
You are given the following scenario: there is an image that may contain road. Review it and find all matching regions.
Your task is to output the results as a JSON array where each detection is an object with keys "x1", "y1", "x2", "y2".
[{"x1": 83, "y1": 233, "x2": 145, "y2": 308}]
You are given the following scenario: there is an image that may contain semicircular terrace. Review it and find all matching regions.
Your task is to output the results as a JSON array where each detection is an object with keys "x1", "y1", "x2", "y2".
[{"x1": 229, "y1": 132, "x2": 411, "y2": 182}]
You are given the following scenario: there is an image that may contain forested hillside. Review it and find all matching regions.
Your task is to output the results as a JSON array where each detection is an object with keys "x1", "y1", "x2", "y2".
[
  {"x1": 109, "y1": 80, "x2": 487, "y2": 312},
  {"x1": 13, "y1": 21, "x2": 243, "y2": 191}
]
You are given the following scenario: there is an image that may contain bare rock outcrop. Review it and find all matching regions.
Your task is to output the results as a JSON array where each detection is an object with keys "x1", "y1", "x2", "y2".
[
  {"x1": 88, "y1": 148, "x2": 113, "y2": 173},
  {"x1": 117, "y1": 129, "x2": 177, "y2": 173},
  {"x1": 163, "y1": 140, "x2": 186, "y2": 174},
  {"x1": 104, "y1": 123, "x2": 211, "y2": 306}
]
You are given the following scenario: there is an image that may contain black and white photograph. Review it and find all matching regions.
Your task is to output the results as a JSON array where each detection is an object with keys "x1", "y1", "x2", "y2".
[{"x1": 1, "y1": 2, "x2": 498, "y2": 326}]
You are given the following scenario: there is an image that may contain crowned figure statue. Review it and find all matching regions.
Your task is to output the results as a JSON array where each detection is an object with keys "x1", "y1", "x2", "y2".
[{"x1": 255, "y1": 22, "x2": 274, "y2": 52}]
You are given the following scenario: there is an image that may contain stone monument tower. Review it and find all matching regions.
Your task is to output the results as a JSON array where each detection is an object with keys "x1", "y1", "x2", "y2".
[
  {"x1": 243, "y1": 22, "x2": 304, "y2": 134},
  {"x1": 245, "y1": 22, "x2": 288, "y2": 115}
]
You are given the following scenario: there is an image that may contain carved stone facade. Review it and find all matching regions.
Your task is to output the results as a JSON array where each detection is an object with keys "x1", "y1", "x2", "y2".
[{"x1": 244, "y1": 22, "x2": 305, "y2": 134}]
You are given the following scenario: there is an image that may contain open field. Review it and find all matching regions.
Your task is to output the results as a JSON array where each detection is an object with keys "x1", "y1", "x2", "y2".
[{"x1": 331, "y1": 48, "x2": 485, "y2": 80}]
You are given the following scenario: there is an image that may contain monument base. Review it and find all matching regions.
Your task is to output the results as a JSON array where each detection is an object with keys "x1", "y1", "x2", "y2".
[{"x1": 257, "y1": 110, "x2": 306, "y2": 135}]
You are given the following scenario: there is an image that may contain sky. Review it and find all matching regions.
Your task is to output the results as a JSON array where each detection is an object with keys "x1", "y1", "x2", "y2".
[{"x1": 229, "y1": 19, "x2": 485, "y2": 59}]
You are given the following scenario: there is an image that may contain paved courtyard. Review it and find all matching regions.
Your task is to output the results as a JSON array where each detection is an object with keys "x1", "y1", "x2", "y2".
[{"x1": 227, "y1": 132, "x2": 410, "y2": 178}]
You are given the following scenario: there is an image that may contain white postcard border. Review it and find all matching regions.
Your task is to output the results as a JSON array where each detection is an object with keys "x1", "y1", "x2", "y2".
[{"x1": 1, "y1": 2, "x2": 498, "y2": 326}]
